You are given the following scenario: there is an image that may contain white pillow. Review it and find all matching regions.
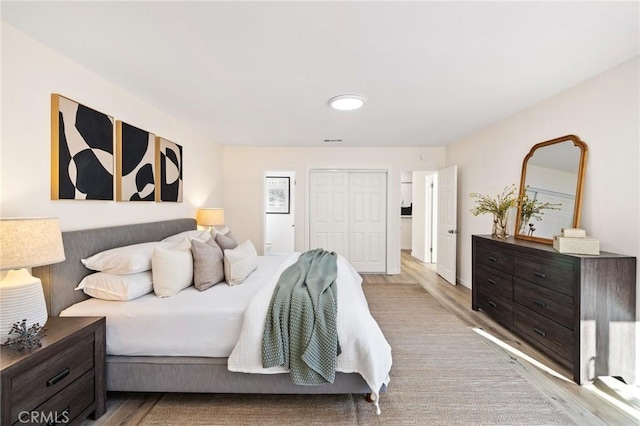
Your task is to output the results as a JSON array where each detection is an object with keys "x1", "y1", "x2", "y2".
[
  {"x1": 81, "y1": 241, "x2": 173, "y2": 274},
  {"x1": 223, "y1": 239, "x2": 258, "y2": 285},
  {"x1": 152, "y1": 243, "x2": 193, "y2": 297},
  {"x1": 74, "y1": 271, "x2": 153, "y2": 301},
  {"x1": 162, "y1": 229, "x2": 211, "y2": 243}
]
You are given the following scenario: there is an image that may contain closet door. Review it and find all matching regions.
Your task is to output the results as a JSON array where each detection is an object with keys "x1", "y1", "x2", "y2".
[
  {"x1": 309, "y1": 171, "x2": 349, "y2": 257},
  {"x1": 309, "y1": 170, "x2": 387, "y2": 273},
  {"x1": 349, "y1": 172, "x2": 387, "y2": 273}
]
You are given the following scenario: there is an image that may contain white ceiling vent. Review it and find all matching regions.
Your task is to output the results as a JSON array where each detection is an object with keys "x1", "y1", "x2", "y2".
[{"x1": 323, "y1": 139, "x2": 343, "y2": 143}]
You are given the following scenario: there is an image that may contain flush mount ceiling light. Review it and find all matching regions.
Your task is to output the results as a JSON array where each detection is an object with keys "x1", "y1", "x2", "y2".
[{"x1": 328, "y1": 94, "x2": 365, "y2": 111}]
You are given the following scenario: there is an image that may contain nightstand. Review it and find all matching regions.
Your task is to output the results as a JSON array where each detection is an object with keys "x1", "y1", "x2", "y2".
[{"x1": 1, "y1": 316, "x2": 106, "y2": 425}]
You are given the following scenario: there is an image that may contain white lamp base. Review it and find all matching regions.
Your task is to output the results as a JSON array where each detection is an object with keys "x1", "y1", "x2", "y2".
[{"x1": 0, "y1": 269, "x2": 48, "y2": 342}]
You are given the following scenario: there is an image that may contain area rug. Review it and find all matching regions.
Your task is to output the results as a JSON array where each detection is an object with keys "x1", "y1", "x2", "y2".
[{"x1": 140, "y1": 283, "x2": 590, "y2": 425}]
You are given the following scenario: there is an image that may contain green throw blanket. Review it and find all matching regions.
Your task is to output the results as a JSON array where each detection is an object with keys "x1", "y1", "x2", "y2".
[{"x1": 262, "y1": 249, "x2": 341, "y2": 385}]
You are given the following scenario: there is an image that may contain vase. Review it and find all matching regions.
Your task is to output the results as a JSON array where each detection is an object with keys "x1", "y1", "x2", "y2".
[{"x1": 492, "y1": 212, "x2": 509, "y2": 239}]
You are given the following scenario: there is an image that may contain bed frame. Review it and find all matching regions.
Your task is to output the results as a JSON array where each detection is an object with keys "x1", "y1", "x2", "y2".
[{"x1": 32, "y1": 218, "x2": 373, "y2": 395}]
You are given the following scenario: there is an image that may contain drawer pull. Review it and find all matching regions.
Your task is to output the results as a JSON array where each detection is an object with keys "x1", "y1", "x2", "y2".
[
  {"x1": 533, "y1": 327, "x2": 547, "y2": 337},
  {"x1": 487, "y1": 278, "x2": 496, "y2": 285},
  {"x1": 534, "y1": 271, "x2": 546, "y2": 279},
  {"x1": 488, "y1": 300, "x2": 497, "y2": 309},
  {"x1": 533, "y1": 299, "x2": 547, "y2": 308},
  {"x1": 47, "y1": 368, "x2": 70, "y2": 387},
  {"x1": 46, "y1": 407, "x2": 70, "y2": 426},
  {"x1": 488, "y1": 256, "x2": 498, "y2": 262}
]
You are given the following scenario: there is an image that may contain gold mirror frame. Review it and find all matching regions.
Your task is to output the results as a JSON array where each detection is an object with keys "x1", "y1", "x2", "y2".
[{"x1": 514, "y1": 135, "x2": 588, "y2": 244}]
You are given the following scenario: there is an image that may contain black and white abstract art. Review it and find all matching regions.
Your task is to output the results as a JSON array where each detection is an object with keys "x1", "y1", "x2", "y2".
[
  {"x1": 51, "y1": 94, "x2": 114, "y2": 200},
  {"x1": 116, "y1": 121, "x2": 156, "y2": 201},
  {"x1": 155, "y1": 137, "x2": 183, "y2": 202}
]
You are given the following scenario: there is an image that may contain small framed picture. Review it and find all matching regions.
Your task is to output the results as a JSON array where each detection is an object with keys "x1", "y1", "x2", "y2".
[{"x1": 266, "y1": 176, "x2": 290, "y2": 214}]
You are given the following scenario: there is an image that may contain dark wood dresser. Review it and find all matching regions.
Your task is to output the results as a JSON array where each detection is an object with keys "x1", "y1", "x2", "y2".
[
  {"x1": 1, "y1": 316, "x2": 106, "y2": 425},
  {"x1": 472, "y1": 235, "x2": 636, "y2": 385}
]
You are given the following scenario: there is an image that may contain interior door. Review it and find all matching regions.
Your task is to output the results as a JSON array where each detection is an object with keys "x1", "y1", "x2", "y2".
[
  {"x1": 309, "y1": 171, "x2": 349, "y2": 257},
  {"x1": 436, "y1": 165, "x2": 457, "y2": 285},
  {"x1": 349, "y1": 172, "x2": 387, "y2": 273}
]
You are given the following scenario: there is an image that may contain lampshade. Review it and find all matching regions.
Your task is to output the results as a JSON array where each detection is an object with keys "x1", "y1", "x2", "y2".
[
  {"x1": 1, "y1": 217, "x2": 66, "y2": 269},
  {"x1": 196, "y1": 208, "x2": 225, "y2": 227},
  {"x1": 0, "y1": 217, "x2": 66, "y2": 341}
]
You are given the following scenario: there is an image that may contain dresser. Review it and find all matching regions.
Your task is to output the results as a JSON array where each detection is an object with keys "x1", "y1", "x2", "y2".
[
  {"x1": 472, "y1": 235, "x2": 636, "y2": 385},
  {"x1": 1, "y1": 316, "x2": 106, "y2": 425}
]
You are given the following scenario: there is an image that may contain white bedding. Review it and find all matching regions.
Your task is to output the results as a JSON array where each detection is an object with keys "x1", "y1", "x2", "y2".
[
  {"x1": 228, "y1": 253, "x2": 392, "y2": 413},
  {"x1": 60, "y1": 254, "x2": 290, "y2": 357}
]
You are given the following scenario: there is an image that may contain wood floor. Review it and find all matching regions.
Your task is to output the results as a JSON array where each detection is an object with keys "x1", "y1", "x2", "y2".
[{"x1": 85, "y1": 251, "x2": 640, "y2": 425}]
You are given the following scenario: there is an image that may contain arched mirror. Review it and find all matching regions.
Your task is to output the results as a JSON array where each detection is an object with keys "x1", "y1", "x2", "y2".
[{"x1": 514, "y1": 135, "x2": 588, "y2": 244}]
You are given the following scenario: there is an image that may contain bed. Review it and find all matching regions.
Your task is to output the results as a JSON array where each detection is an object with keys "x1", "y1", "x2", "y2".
[{"x1": 32, "y1": 218, "x2": 390, "y2": 408}]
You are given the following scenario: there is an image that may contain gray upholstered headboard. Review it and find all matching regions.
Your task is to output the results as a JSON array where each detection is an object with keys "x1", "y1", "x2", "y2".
[{"x1": 32, "y1": 218, "x2": 196, "y2": 316}]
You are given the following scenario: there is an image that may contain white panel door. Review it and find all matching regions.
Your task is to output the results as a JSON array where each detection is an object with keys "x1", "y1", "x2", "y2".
[
  {"x1": 349, "y1": 172, "x2": 387, "y2": 273},
  {"x1": 436, "y1": 165, "x2": 458, "y2": 285},
  {"x1": 309, "y1": 171, "x2": 349, "y2": 257}
]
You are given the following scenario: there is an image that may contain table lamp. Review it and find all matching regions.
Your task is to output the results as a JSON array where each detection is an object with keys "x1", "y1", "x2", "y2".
[
  {"x1": 0, "y1": 218, "x2": 66, "y2": 341},
  {"x1": 196, "y1": 208, "x2": 225, "y2": 231}
]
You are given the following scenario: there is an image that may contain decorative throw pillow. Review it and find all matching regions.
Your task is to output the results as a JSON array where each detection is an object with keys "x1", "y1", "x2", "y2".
[
  {"x1": 223, "y1": 239, "x2": 258, "y2": 285},
  {"x1": 216, "y1": 232, "x2": 238, "y2": 251},
  {"x1": 191, "y1": 238, "x2": 225, "y2": 291},
  {"x1": 151, "y1": 243, "x2": 194, "y2": 297},
  {"x1": 162, "y1": 229, "x2": 211, "y2": 243},
  {"x1": 81, "y1": 241, "x2": 173, "y2": 274},
  {"x1": 75, "y1": 271, "x2": 153, "y2": 301}
]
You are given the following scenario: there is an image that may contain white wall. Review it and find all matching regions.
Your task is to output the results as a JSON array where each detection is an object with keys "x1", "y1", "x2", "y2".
[
  {"x1": 223, "y1": 147, "x2": 446, "y2": 274},
  {"x1": 0, "y1": 23, "x2": 223, "y2": 230},
  {"x1": 447, "y1": 57, "x2": 639, "y2": 380},
  {"x1": 264, "y1": 171, "x2": 295, "y2": 254}
]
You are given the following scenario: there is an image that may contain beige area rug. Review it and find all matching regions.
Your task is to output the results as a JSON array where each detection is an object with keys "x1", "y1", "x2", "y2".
[{"x1": 140, "y1": 283, "x2": 584, "y2": 425}]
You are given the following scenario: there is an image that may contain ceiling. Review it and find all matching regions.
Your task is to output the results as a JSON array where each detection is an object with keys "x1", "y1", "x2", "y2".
[{"x1": 2, "y1": 1, "x2": 638, "y2": 148}]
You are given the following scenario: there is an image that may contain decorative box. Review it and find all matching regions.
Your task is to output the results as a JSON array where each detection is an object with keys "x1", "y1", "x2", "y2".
[
  {"x1": 561, "y1": 228, "x2": 587, "y2": 238},
  {"x1": 553, "y1": 235, "x2": 600, "y2": 255}
]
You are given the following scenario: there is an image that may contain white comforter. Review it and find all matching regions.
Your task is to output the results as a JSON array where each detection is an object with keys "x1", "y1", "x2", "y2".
[{"x1": 228, "y1": 253, "x2": 392, "y2": 413}]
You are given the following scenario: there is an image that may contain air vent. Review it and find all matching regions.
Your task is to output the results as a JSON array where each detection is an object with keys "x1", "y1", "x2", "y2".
[{"x1": 323, "y1": 139, "x2": 343, "y2": 143}]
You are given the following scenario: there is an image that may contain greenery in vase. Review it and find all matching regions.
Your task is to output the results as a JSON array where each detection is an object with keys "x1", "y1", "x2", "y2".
[{"x1": 469, "y1": 184, "x2": 519, "y2": 220}]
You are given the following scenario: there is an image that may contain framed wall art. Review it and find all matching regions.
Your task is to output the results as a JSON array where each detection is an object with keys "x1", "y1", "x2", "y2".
[
  {"x1": 155, "y1": 137, "x2": 183, "y2": 202},
  {"x1": 116, "y1": 121, "x2": 156, "y2": 201},
  {"x1": 266, "y1": 176, "x2": 290, "y2": 214},
  {"x1": 51, "y1": 94, "x2": 114, "y2": 200}
]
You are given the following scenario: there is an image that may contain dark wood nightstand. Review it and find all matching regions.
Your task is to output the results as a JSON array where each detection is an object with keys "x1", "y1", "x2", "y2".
[{"x1": 1, "y1": 316, "x2": 106, "y2": 425}]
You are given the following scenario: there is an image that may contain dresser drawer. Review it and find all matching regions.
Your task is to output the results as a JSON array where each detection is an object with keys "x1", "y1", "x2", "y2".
[
  {"x1": 514, "y1": 278, "x2": 574, "y2": 329},
  {"x1": 476, "y1": 243, "x2": 513, "y2": 275},
  {"x1": 11, "y1": 337, "x2": 94, "y2": 421},
  {"x1": 514, "y1": 256, "x2": 575, "y2": 296},
  {"x1": 475, "y1": 263, "x2": 513, "y2": 300},
  {"x1": 514, "y1": 305, "x2": 573, "y2": 367},
  {"x1": 29, "y1": 370, "x2": 95, "y2": 426},
  {"x1": 476, "y1": 289, "x2": 513, "y2": 328}
]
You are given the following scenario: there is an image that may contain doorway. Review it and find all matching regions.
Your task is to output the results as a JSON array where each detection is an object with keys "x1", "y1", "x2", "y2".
[
  {"x1": 263, "y1": 171, "x2": 295, "y2": 255},
  {"x1": 402, "y1": 171, "x2": 437, "y2": 264}
]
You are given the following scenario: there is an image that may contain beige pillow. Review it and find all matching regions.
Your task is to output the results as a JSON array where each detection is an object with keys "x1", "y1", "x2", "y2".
[
  {"x1": 216, "y1": 232, "x2": 238, "y2": 251},
  {"x1": 223, "y1": 239, "x2": 258, "y2": 285},
  {"x1": 191, "y1": 239, "x2": 224, "y2": 291},
  {"x1": 151, "y1": 243, "x2": 193, "y2": 297}
]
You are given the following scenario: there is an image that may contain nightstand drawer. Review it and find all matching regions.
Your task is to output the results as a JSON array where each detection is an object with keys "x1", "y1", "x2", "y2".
[
  {"x1": 11, "y1": 337, "x2": 94, "y2": 420},
  {"x1": 28, "y1": 370, "x2": 95, "y2": 426},
  {"x1": 514, "y1": 256, "x2": 575, "y2": 296},
  {"x1": 514, "y1": 278, "x2": 574, "y2": 329}
]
